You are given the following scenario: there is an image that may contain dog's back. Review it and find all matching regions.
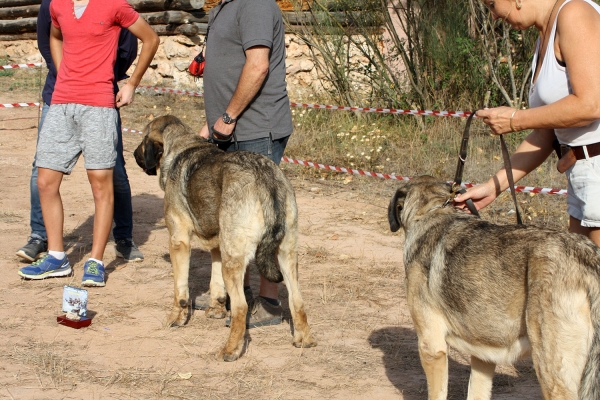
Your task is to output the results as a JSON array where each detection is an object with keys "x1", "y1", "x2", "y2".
[
  {"x1": 185, "y1": 149, "x2": 294, "y2": 283},
  {"x1": 388, "y1": 176, "x2": 600, "y2": 399}
]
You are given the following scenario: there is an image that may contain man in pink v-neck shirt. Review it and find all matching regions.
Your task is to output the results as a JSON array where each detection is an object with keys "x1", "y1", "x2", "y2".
[{"x1": 17, "y1": 0, "x2": 159, "y2": 287}]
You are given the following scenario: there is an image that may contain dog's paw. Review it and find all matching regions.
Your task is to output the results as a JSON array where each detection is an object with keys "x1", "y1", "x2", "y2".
[
  {"x1": 216, "y1": 348, "x2": 241, "y2": 362},
  {"x1": 166, "y1": 308, "x2": 188, "y2": 327},
  {"x1": 293, "y1": 335, "x2": 318, "y2": 348},
  {"x1": 205, "y1": 305, "x2": 227, "y2": 319}
]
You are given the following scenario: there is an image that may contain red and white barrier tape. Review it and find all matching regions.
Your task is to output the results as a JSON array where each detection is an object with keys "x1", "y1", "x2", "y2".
[
  {"x1": 289, "y1": 103, "x2": 473, "y2": 118},
  {"x1": 279, "y1": 157, "x2": 567, "y2": 195},
  {"x1": 4, "y1": 84, "x2": 472, "y2": 118},
  {"x1": 122, "y1": 127, "x2": 145, "y2": 135},
  {"x1": 281, "y1": 157, "x2": 411, "y2": 181},
  {"x1": 136, "y1": 84, "x2": 475, "y2": 118},
  {"x1": 0, "y1": 63, "x2": 43, "y2": 70},
  {"x1": 0, "y1": 102, "x2": 40, "y2": 108},
  {"x1": 0, "y1": 109, "x2": 569, "y2": 195}
]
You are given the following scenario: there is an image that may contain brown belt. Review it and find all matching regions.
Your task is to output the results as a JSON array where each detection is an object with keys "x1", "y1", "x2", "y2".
[{"x1": 572, "y1": 142, "x2": 600, "y2": 160}]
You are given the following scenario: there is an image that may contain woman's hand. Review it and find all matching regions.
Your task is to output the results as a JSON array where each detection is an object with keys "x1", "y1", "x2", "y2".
[
  {"x1": 453, "y1": 179, "x2": 499, "y2": 212},
  {"x1": 477, "y1": 107, "x2": 519, "y2": 135}
]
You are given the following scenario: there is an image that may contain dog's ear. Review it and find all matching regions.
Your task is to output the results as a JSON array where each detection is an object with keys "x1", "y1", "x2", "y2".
[
  {"x1": 388, "y1": 186, "x2": 408, "y2": 232},
  {"x1": 144, "y1": 140, "x2": 163, "y2": 176}
]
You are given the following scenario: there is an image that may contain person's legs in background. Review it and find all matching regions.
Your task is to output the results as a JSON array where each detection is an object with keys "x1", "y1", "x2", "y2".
[
  {"x1": 112, "y1": 110, "x2": 144, "y2": 262},
  {"x1": 16, "y1": 103, "x2": 50, "y2": 262}
]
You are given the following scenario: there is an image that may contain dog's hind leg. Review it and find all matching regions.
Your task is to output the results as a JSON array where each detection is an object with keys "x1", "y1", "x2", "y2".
[
  {"x1": 467, "y1": 356, "x2": 495, "y2": 400},
  {"x1": 277, "y1": 230, "x2": 317, "y2": 349},
  {"x1": 165, "y1": 214, "x2": 193, "y2": 327},
  {"x1": 218, "y1": 253, "x2": 248, "y2": 362},
  {"x1": 205, "y1": 248, "x2": 227, "y2": 319},
  {"x1": 528, "y1": 287, "x2": 590, "y2": 400}
]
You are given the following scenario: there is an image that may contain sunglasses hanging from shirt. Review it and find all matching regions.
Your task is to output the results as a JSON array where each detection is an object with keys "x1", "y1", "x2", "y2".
[{"x1": 188, "y1": 1, "x2": 230, "y2": 78}]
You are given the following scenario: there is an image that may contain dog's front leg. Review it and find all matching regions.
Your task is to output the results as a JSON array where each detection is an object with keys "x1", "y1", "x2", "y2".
[
  {"x1": 217, "y1": 254, "x2": 247, "y2": 362},
  {"x1": 205, "y1": 248, "x2": 227, "y2": 319},
  {"x1": 467, "y1": 356, "x2": 495, "y2": 400},
  {"x1": 165, "y1": 217, "x2": 192, "y2": 327}
]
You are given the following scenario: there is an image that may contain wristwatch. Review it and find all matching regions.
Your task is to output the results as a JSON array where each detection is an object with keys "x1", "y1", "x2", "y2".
[{"x1": 221, "y1": 112, "x2": 237, "y2": 124}]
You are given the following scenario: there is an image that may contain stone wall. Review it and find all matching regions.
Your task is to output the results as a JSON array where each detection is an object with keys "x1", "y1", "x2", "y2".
[
  {"x1": 0, "y1": 34, "x2": 323, "y2": 100},
  {"x1": 1, "y1": 30, "x2": 379, "y2": 101}
]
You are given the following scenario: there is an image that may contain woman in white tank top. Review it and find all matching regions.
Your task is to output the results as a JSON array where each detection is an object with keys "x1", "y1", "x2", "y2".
[{"x1": 455, "y1": 0, "x2": 600, "y2": 247}]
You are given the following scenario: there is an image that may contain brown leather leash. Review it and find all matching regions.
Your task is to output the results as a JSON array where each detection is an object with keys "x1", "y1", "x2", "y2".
[
  {"x1": 451, "y1": 111, "x2": 480, "y2": 217},
  {"x1": 451, "y1": 110, "x2": 523, "y2": 225},
  {"x1": 499, "y1": 135, "x2": 524, "y2": 225}
]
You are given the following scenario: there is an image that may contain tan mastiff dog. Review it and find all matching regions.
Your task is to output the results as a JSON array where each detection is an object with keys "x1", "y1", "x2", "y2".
[
  {"x1": 134, "y1": 115, "x2": 316, "y2": 361},
  {"x1": 388, "y1": 176, "x2": 600, "y2": 400}
]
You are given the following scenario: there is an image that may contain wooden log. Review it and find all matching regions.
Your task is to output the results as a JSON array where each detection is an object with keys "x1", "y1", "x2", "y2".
[
  {"x1": 128, "y1": 0, "x2": 203, "y2": 12},
  {"x1": 0, "y1": 0, "x2": 41, "y2": 7},
  {"x1": 0, "y1": 5, "x2": 40, "y2": 19},
  {"x1": 168, "y1": 0, "x2": 204, "y2": 10},
  {"x1": 0, "y1": 32, "x2": 37, "y2": 41},
  {"x1": 140, "y1": 11, "x2": 168, "y2": 24},
  {"x1": 127, "y1": 0, "x2": 168, "y2": 12},
  {"x1": 0, "y1": 17, "x2": 37, "y2": 34},
  {"x1": 187, "y1": 10, "x2": 208, "y2": 23},
  {"x1": 152, "y1": 23, "x2": 199, "y2": 36},
  {"x1": 140, "y1": 11, "x2": 199, "y2": 24},
  {"x1": 164, "y1": 10, "x2": 195, "y2": 24},
  {"x1": 192, "y1": 22, "x2": 207, "y2": 35}
]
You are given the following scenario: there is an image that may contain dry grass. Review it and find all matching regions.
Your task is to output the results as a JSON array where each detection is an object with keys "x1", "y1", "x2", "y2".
[
  {"x1": 1, "y1": 68, "x2": 568, "y2": 235},
  {"x1": 0, "y1": 68, "x2": 552, "y2": 399},
  {"x1": 0, "y1": 210, "x2": 23, "y2": 224}
]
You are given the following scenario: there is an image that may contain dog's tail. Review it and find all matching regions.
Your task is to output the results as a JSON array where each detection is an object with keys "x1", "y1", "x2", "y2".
[
  {"x1": 254, "y1": 184, "x2": 286, "y2": 283},
  {"x1": 579, "y1": 252, "x2": 600, "y2": 399}
]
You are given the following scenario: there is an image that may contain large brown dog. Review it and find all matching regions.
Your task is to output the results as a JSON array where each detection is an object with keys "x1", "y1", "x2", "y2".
[
  {"x1": 134, "y1": 115, "x2": 316, "y2": 361},
  {"x1": 388, "y1": 176, "x2": 600, "y2": 399}
]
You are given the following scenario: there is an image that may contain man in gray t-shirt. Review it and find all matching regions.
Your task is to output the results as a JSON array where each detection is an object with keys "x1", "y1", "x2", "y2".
[{"x1": 197, "y1": 0, "x2": 293, "y2": 328}]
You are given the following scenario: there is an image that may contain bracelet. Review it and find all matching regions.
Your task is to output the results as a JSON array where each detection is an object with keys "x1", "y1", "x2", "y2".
[{"x1": 509, "y1": 109, "x2": 518, "y2": 132}]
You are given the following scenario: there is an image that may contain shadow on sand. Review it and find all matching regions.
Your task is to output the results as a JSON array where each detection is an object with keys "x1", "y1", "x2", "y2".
[{"x1": 368, "y1": 326, "x2": 538, "y2": 399}]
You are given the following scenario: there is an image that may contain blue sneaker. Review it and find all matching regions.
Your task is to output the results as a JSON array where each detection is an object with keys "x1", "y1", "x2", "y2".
[
  {"x1": 18, "y1": 254, "x2": 71, "y2": 280},
  {"x1": 81, "y1": 260, "x2": 106, "y2": 287}
]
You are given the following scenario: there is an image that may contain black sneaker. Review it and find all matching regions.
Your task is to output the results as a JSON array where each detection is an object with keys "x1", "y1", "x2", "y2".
[
  {"x1": 16, "y1": 236, "x2": 48, "y2": 262},
  {"x1": 115, "y1": 239, "x2": 144, "y2": 262},
  {"x1": 226, "y1": 296, "x2": 283, "y2": 329}
]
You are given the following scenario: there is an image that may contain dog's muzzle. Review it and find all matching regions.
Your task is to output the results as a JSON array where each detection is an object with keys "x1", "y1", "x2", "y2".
[{"x1": 145, "y1": 166, "x2": 157, "y2": 176}]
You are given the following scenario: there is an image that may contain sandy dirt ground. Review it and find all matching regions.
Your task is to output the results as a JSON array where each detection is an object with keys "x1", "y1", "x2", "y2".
[{"x1": 0, "y1": 102, "x2": 543, "y2": 399}]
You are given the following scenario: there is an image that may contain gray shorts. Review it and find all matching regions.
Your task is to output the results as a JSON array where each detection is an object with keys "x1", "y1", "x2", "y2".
[
  {"x1": 36, "y1": 104, "x2": 118, "y2": 173},
  {"x1": 566, "y1": 154, "x2": 600, "y2": 227}
]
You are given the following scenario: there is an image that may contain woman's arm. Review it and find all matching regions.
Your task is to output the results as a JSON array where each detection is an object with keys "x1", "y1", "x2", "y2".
[
  {"x1": 478, "y1": 1, "x2": 600, "y2": 135},
  {"x1": 454, "y1": 128, "x2": 556, "y2": 210}
]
